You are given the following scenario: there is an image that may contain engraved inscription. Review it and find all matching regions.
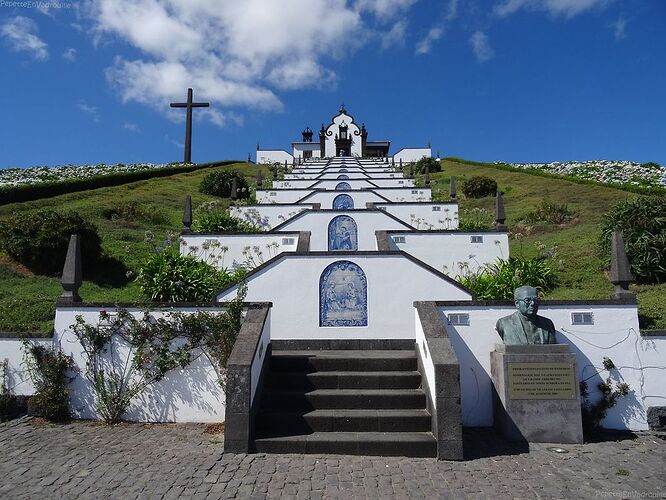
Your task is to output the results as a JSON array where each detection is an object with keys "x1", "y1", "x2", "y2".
[{"x1": 508, "y1": 362, "x2": 576, "y2": 400}]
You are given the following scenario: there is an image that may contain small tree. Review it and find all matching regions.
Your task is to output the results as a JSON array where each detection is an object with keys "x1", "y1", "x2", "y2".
[
  {"x1": 414, "y1": 157, "x2": 442, "y2": 174},
  {"x1": 599, "y1": 196, "x2": 666, "y2": 284}
]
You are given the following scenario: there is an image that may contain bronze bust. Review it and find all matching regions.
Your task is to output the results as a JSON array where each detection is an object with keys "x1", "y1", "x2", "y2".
[{"x1": 496, "y1": 286, "x2": 556, "y2": 345}]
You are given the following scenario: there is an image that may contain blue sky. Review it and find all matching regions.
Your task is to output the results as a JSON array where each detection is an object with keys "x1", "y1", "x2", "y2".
[{"x1": 1, "y1": 0, "x2": 664, "y2": 168}]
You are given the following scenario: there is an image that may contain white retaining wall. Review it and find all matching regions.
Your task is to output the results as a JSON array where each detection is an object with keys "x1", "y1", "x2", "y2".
[
  {"x1": 230, "y1": 204, "x2": 314, "y2": 229},
  {"x1": 376, "y1": 203, "x2": 458, "y2": 229},
  {"x1": 393, "y1": 148, "x2": 431, "y2": 164},
  {"x1": 53, "y1": 306, "x2": 238, "y2": 423},
  {"x1": 217, "y1": 255, "x2": 472, "y2": 340},
  {"x1": 180, "y1": 233, "x2": 301, "y2": 270},
  {"x1": 276, "y1": 211, "x2": 412, "y2": 251},
  {"x1": 435, "y1": 303, "x2": 663, "y2": 431},
  {"x1": 372, "y1": 188, "x2": 431, "y2": 203},
  {"x1": 256, "y1": 150, "x2": 293, "y2": 164},
  {"x1": 297, "y1": 191, "x2": 389, "y2": 209},
  {"x1": 0, "y1": 337, "x2": 54, "y2": 396},
  {"x1": 388, "y1": 232, "x2": 509, "y2": 274},
  {"x1": 256, "y1": 189, "x2": 314, "y2": 204}
]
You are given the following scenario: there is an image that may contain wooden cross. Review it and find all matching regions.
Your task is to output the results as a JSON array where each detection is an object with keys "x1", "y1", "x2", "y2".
[{"x1": 170, "y1": 88, "x2": 209, "y2": 164}]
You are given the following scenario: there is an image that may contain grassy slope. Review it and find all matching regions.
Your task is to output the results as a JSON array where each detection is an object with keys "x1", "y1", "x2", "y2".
[
  {"x1": 0, "y1": 159, "x2": 663, "y2": 334},
  {"x1": 423, "y1": 159, "x2": 665, "y2": 329},
  {"x1": 0, "y1": 162, "x2": 271, "y2": 334}
]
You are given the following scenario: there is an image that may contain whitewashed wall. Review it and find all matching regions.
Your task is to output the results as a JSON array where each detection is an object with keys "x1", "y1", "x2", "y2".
[
  {"x1": 393, "y1": 148, "x2": 431, "y2": 163},
  {"x1": 297, "y1": 191, "x2": 390, "y2": 210},
  {"x1": 180, "y1": 233, "x2": 301, "y2": 270},
  {"x1": 217, "y1": 255, "x2": 472, "y2": 340},
  {"x1": 0, "y1": 337, "x2": 54, "y2": 396},
  {"x1": 370, "y1": 178, "x2": 415, "y2": 188},
  {"x1": 311, "y1": 179, "x2": 378, "y2": 190},
  {"x1": 435, "y1": 304, "x2": 662, "y2": 431},
  {"x1": 271, "y1": 179, "x2": 318, "y2": 190},
  {"x1": 256, "y1": 189, "x2": 314, "y2": 204},
  {"x1": 292, "y1": 144, "x2": 321, "y2": 159},
  {"x1": 324, "y1": 113, "x2": 362, "y2": 157},
  {"x1": 276, "y1": 211, "x2": 411, "y2": 250},
  {"x1": 53, "y1": 306, "x2": 239, "y2": 423},
  {"x1": 388, "y1": 232, "x2": 509, "y2": 274},
  {"x1": 256, "y1": 150, "x2": 293, "y2": 164},
  {"x1": 372, "y1": 188, "x2": 431, "y2": 203},
  {"x1": 230, "y1": 204, "x2": 314, "y2": 230},
  {"x1": 375, "y1": 202, "x2": 455, "y2": 228}
]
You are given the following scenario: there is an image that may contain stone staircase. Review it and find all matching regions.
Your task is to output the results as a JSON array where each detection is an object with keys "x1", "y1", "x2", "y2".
[{"x1": 253, "y1": 344, "x2": 437, "y2": 457}]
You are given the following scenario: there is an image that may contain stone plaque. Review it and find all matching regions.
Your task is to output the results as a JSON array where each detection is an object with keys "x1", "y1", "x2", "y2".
[{"x1": 508, "y1": 362, "x2": 576, "y2": 400}]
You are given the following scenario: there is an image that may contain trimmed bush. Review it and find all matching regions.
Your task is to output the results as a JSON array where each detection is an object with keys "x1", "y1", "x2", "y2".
[
  {"x1": 458, "y1": 256, "x2": 559, "y2": 300},
  {"x1": 522, "y1": 200, "x2": 577, "y2": 225},
  {"x1": 415, "y1": 157, "x2": 442, "y2": 174},
  {"x1": 192, "y1": 211, "x2": 261, "y2": 233},
  {"x1": 599, "y1": 196, "x2": 666, "y2": 284},
  {"x1": 200, "y1": 170, "x2": 250, "y2": 199},
  {"x1": 136, "y1": 248, "x2": 245, "y2": 302},
  {"x1": 0, "y1": 161, "x2": 238, "y2": 205},
  {"x1": 0, "y1": 209, "x2": 102, "y2": 275},
  {"x1": 461, "y1": 176, "x2": 498, "y2": 198}
]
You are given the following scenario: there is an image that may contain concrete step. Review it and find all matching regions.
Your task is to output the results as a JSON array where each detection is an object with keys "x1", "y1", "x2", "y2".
[
  {"x1": 270, "y1": 350, "x2": 417, "y2": 373},
  {"x1": 265, "y1": 371, "x2": 422, "y2": 390},
  {"x1": 254, "y1": 431, "x2": 437, "y2": 458},
  {"x1": 256, "y1": 409, "x2": 432, "y2": 433},
  {"x1": 261, "y1": 389, "x2": 426, "y2": 411}
]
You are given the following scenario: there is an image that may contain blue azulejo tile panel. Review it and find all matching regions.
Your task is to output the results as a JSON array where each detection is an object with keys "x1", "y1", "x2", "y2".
[
  {"x1": 319, "y1": 261, "x2": 368, "y2": 327},
  {"x1": 328, "y1": 215, "x2": 358, "y2": 251},
  {"x1": 335, "y1": 182, "x2": 352, "y2": 191},
  {"x1": 332, "y1": 194, "x2": 354, "y2": 210},
  {"x1": 337, "y1": 174, "x2": 350, "y2": 180}
]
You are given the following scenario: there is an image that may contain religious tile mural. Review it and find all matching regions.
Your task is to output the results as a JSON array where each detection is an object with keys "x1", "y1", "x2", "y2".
[
  {"x1": 328, "y1": 215, "x2": 358, "y2": 251},
  {"x1": 332, "y1": 194, "x2": 354, "y2": 210},
  {"x1": 337, "y1": 174, "x2": 350, "y2": 180},
  {"x1": 335, "y1": 182, "x2": 352, "y2": 191},
  {"x1": 319, "y1": 261, "x2": 368, "y2": 327}
]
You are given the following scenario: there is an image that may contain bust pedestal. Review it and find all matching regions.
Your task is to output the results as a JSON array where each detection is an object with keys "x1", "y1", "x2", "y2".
[{"x1": 490, "y1": 344, "x2": 584, "y2": 444}]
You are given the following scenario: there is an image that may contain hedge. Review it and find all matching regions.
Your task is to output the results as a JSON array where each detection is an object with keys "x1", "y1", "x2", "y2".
[
  {"x1": 444, "y1": 157, "x2": 666, "y2": 198},
  {"x1": 0, "y1": 160, "x2": 241, "y2": 205}
]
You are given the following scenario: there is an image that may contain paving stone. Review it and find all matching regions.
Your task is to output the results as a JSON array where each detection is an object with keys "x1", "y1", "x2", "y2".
[{"x1": 0, "y1": 419, "x2": 664, "y2": 499}]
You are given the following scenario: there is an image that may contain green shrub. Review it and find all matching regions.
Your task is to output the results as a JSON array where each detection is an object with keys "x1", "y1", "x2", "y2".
[
  {"x1": 415, "y1": 157, "x2": 442, "y2": 174},
  {"x1": 23, "y1": 343, "x2": 73, "y2": 422},
  {"x1": 461, "y1": 176, "x2": 498, "y2": 198},
  {"x1": 522, "y1": 200, "x2": 577, "y2": 225},
  {"x1": 192, "y1": 211, "x2": 261, "y2": 233},
  {"x1": 0, "y1": 161, "x2": 239, "y2": 206},
  {"x1": 580, "y1": 357, "x2": 630, "y2": 435},
  {"x1": 0, "y1": 209, "x2": 102, "y2": 275},
  {"x1": 458, "y1": 256, "x2": 558, "y2": 300},
  {"x1": 102, "y1": 201, "x2": 168, "y2": 225},
  {"x1": 200, "y1": 170, "x2": 250, "y2": 199},
  {"x1": 458, "y1": 208, "x2": 494, "y2": 230},
  {"x1": 136, "y1": 248, "x2": 245, "y2": 302},
  {"x1": 599, "y1": 196, "x2": 666, "y2": 284}
]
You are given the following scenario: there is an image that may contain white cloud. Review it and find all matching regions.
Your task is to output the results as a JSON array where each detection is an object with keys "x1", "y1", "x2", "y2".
[
  {"x1": 381, "y1": 20, "x2": 408, "y2": 50},
  {"x1": 77, "y1": 100, "x2": 100, "y2": 122},
  {"x1": 83, "y1": 0, "x2": 391, "y2": 127},
  {"x1": 494, "y1": 0, "x2": 608, "y2": 19},
  {"x1": 415, "y1": 27, "x2": 444, "y2": 55},
  {"x1": 0, "y1": 16, "x2": 49, "y2": 61},
  {"x1": 415, "y1": 0, "x2": 457, "y2": 55},
  {"x1": 470, "y1": 31, "x2": 495, "y2": 62},
  {"x1": 123, "y1": 123, "x2": 140, "y2": 132},
  {"x1": 612, "y1": 16, "x2": 627, "y2": 40},
  {"x1": 62, "y1": 47, "x2": 77, "y2": 62},
  {"x1": 355, "y1": 0, "x2": 417, "y2": 20}
]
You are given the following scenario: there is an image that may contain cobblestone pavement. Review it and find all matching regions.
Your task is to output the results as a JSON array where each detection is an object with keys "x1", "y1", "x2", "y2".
[{"x1": 1, "y1": 417, "x2": 664, "y2": 499}]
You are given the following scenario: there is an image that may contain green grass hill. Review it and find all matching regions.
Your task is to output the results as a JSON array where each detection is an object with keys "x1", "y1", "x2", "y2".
[{"x1": 0, "y1": 159, "x2": 663, "y2": 335}]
